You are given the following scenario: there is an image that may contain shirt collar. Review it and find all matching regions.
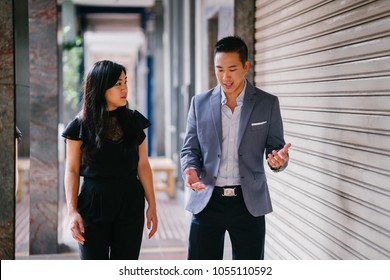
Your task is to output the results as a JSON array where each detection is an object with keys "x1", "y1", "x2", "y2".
[{"x1": 221, "y1": 80, "x2": 247, "y2": 106}]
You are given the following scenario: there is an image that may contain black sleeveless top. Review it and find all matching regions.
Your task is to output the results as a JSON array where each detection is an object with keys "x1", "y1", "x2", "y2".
[{"x1": 62, "y1": 107, "x2": 151, "y2": 181}]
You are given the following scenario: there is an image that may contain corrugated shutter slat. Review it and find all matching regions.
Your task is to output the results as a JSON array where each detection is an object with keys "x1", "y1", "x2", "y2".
[{"x1": 255, "y1": 0, "x2": 390, "y2": 259}]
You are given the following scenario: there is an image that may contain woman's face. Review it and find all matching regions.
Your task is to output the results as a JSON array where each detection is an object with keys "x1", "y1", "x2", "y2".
[{"x1": 105, "y1": 70, "x2": 128, "y2": 111}]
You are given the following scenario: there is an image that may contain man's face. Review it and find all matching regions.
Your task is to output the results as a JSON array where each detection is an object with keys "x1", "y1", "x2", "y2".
[{"x1": 214, "y1": 52, "x2": 249, "y2": 96}]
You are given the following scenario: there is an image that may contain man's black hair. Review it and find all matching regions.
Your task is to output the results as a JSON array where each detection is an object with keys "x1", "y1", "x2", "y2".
[{"x1": 214, "y1": 36, "x2": 248, "y2": 66}]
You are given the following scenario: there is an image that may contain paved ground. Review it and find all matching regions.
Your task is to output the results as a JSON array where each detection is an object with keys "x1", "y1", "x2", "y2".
[
  {"x1": 15, "y1": 190, "x2": 190, "y2": 260},
  {"x1": 15, "y1": 189, "x2": 232, "y2": 260}
]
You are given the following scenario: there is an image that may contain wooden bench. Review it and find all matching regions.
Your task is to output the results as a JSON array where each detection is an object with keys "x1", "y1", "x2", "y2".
[{"x1": 149, "y1": 157, "x2": 176, "y2": 199}]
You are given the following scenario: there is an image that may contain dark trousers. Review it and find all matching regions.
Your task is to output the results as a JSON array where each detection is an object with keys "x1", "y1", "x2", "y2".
[
  {"x1": 78, "y1": 177, "x2": 145, "y2": 260},
  {"x1": 188, "y1": 186, "x2": 265, "y2": 260},
  {"x1": 78, "y1": 215, "x2": 144, "y2": 260}
]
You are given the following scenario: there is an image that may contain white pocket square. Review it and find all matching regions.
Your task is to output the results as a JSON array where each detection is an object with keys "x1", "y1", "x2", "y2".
[{"x1": 251, "y1": 121, "x2": 267, "y2": 126}]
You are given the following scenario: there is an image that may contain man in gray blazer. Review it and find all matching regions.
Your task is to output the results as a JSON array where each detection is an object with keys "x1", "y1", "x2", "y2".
[{"x1": 181, "y1": 36, "x2": 291, "y2": 260}]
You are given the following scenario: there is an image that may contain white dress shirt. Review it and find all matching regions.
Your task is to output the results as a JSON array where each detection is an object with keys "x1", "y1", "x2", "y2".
[{"x1": 215, "y1": 82, "x2": 246, "y2": 187}]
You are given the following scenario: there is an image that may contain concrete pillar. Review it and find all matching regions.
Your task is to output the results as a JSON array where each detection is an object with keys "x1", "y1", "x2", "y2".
[
  {"x1": 151, "y1": 0, "x2": 165, "y2": 156},
  {"x1": 29, "y1": 0, "x2": 59, "y2": 254},
  {"x1": 0, "y1": 0, "x2": 16, "y2": 260},
  {"x1": 234, "y1": 0, "x2": 255, "y2": 84}
]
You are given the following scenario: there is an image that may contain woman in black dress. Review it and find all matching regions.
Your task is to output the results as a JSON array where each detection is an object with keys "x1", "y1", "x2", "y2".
[{"x1": 62, "y1": 60, "x2": 158, "y2": 260}]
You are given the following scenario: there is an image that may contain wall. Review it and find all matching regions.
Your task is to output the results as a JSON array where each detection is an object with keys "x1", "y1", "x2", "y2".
[
  {"x1": 29, "y1": 0, "x2": 59, "y2": 254},
  {"x1": 196, "y1": 0, "x2": 234, "y2": 93},
  {"x1": 255, "y1": 0, "x2": 390, "y2": 259},
  {"x1": 163, "y1": 0, "x2": 195, "y2": 164},
  {"x1": 0, "y1": 0, "x2": 17, "y2": 260},
  {"x1": 234, "y1": 0, "x2": 255, "y2": 84}
]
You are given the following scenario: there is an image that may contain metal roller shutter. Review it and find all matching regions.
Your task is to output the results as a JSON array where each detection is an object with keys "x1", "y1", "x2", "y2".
[{"x1": 255, "y1": 0, "x2": 390, "y2": 259}]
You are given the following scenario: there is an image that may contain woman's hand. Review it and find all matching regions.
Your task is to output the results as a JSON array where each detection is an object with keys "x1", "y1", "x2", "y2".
[
  {"x1": 69, "y1": 211, "x2": 85, "y2": 245},
  {"x1": 146, "y1": 205, "x2": 158, "y2": 239}
]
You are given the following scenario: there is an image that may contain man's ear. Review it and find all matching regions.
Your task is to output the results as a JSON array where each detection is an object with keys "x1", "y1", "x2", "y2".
[{"x1": 244, "y1": 60, "x2": 250, "y2": 72}]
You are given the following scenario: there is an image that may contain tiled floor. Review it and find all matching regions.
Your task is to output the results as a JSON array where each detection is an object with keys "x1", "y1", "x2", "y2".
[
  {"x1": 139, "y1": 192, "x2": 190, "y2": 260},
  {"x1": 15, "y1": 189, "x2": 232, "y2": 260},
  {"x1": 15, "y1": 190, "x2": 191, "y2": 260}
]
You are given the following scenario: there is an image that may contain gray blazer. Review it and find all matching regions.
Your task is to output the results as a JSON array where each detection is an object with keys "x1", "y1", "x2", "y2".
[{"x1": 180, "y1": 80, "x2": 287, "y2": 217}]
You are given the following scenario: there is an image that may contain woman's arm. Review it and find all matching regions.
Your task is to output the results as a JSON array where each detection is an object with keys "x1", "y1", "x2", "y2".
[
  {"x1": 64, "y1": 139, "x2": 85, "y2": 244},
  {"x1": 137, "y1": 134, "x2": 158, "y2": 239}
]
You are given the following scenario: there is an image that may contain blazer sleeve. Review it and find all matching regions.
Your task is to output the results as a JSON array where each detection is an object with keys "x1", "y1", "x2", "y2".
[
  {"x1": 265, "y1": 96, "x2": 288, "y2": 171},
  {"x1": 180, "y1": 96, "x2": 203, "y2": 177}
]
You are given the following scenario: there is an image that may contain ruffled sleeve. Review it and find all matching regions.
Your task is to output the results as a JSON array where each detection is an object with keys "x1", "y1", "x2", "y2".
[
  {"x1": 134, "y1": 110, "x2": 151, "y2": 129},
  {"x1": 62, "y1": 117, "x2": 82, "y2": 141},
  {"x1": 133, "y1": 110, "x2": 151, "y2": 145}
]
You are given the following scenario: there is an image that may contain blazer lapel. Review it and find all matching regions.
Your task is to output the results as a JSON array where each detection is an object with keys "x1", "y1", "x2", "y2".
[
  {"x1": 238, "y1": 81, "x2": 256, "y2": 146},
  {"x1": 210, "y1": 86, "x2": 222, "y2": 147}
]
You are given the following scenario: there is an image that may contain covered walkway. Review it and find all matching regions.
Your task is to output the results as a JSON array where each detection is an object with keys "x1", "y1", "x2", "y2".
[
  {"x1": 16, "y1": 189, "x2": 234, "y2": 260},
  {"x1": 16, "y1": 191, "x2": 189, "y2": 260}
]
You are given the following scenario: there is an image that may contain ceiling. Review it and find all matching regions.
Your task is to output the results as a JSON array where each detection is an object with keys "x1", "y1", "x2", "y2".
[
  {"x1": 71, "y1": 0, "x2": 155, "y2": 7},
  {"x1": 65, "y1": 0, "x2": 152, "y2": 79}
]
